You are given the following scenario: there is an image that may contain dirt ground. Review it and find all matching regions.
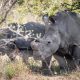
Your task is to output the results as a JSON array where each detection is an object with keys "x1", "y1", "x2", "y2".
[
  {"x1": 0, "y1": 55, "x2": 80, "y2": 80},
  {"x1": 11, "y1": 73, "x2": 80, "y2": 80}
]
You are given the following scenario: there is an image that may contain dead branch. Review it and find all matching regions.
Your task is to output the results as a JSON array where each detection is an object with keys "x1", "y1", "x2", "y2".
[{"x1": 0, "y1": 0, "x2": 17, "y2": 24}]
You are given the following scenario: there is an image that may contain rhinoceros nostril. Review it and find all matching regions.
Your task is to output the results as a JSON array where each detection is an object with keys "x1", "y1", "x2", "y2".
[{"x1": 48, "y1": 41, "x2": 51, "y2": 44}]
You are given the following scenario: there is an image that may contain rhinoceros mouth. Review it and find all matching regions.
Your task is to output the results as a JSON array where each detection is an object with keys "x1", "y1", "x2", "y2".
[{"x1": 32, "y1": 44, "x2": 39, "y2": 51}]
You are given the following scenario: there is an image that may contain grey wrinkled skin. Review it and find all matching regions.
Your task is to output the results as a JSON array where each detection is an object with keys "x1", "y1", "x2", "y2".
[
  {"x1": 31, "y1": 11, "x2": 80, "y2": 71},
  {"x1": 13, "y1": 37, "x2": 34, "y2": 63},
  {"x1": 31, "y1": 28, "x2": 60, "y2": 60},
  {"x1": 20, "y1": 22, "x2": 45, "y2": 38},
  {"x1": 31, "y1": 13, "x2": 61, "y2": 60},
  {"x1": 49, "y1": 11, "x2": 80, "y2": 70},
  {"x1": 69, "y1": 45, "x2": 80, "y2": 67},
  {"x1": 0, "y1": 22, "x2": 45, "y2": 39}
]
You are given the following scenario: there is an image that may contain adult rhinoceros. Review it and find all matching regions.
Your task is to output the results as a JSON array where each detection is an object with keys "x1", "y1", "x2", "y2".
[
  {"x1": 31, "y1": 11, "x2": 80, "y2": 71},
  {"x1": 1, "y1": 22, "x2": 45, "y2": 63}
]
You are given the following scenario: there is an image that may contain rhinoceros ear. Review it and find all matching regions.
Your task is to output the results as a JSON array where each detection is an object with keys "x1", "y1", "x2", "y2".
[
  {"x1": 42, "y1": 14, "x2": 49, "y2": 23},
  {"x1": 49, "y1": 16, "x2": 55, "y2": 23}
]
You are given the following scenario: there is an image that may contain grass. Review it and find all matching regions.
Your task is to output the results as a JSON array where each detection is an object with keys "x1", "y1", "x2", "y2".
[
  {"x1": 4, "y1": 60, "x2": 30, "y2": 80},
  {"x1": 0, "y1": 55, "x2": 80, "y2": 80},
  {"x1": 5, "y1": 64, "x2": 16, "y2": 79}
]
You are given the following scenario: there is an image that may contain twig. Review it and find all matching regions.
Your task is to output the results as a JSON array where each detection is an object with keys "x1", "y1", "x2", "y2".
[{"x1": 0, "y1": 0, "x2": 17, "y2": 24}]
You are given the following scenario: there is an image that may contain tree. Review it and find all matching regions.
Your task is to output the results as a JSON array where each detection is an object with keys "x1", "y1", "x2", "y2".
[
  {"x1": 0, "y1": 0, "x2": 80, "y2": 25},
  {"x1": 0, "y1": 0, "x2": 25, "y2": 24},
  {"x1": 0, "y1": 0, "x2": 17, "y2": 24}
]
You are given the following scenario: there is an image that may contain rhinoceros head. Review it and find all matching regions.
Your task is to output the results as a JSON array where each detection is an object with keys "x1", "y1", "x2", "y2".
[{"x1": 31, "y1": 14, "x2": 61, "y2": 60}]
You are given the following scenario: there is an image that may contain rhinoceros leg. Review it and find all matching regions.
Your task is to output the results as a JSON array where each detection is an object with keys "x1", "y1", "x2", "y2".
[
  {"x1": 19, "y1": 50, "x2": 32, "y2": 64},
  {"x1": 54, "y1": 54, "x2": 68, "y2": 73},
  {"x1": 42, "y1": 55, "x2": 53, "y2": 75},
  {"x1": 54, "y1": 53, "x2": 76, "y2": 72},
  {"x1": 72, "y1": 46, "x2": 80, "y2": 68},
  {"x1": 65, "y1": 54, "x2": 76, "y2": 71}
]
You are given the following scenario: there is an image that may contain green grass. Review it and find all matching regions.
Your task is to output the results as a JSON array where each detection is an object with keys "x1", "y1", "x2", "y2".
[{"x1": 5, "y1": 64, "x2": 16, "y2": 79}]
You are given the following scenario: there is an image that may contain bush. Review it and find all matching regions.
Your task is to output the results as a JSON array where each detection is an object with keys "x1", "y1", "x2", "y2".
[
  {"x1": 17, "y1": 0, "x2": 24, "y2": 5},
  {"x1": 5, "y1": 65, "x2": 16, "y2": 79}
]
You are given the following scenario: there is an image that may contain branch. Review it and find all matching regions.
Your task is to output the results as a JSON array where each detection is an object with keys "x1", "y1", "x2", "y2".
[{"x1": 0, "y1": 0, "x2": 17, "y2": 24}]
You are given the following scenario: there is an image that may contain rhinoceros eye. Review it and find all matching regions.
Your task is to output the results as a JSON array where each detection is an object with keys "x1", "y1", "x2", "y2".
[{"x1": 47, "y1": 41, "x2": 51, "y2": 45}]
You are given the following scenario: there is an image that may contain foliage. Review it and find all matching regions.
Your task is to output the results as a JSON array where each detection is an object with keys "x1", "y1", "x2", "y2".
[
  {"x1": 5, "y1": 61, "x2": 28, "y2": 79},
  {"x1": 17, "y1": 0, "x2": 24, "y2": 5},
  {"x1": 15, "y1": 0, "x2": 80, "y2": 16},
  {"x1": 0, "y1": 0, "x2": 80, "y2": 25},
  {"x1": 5, "y1": 64, "x2": 16, "y2": 79},
  {"x1": 19, "y1": 0, "x2": 80, "y2": 15},
  {"x1": 61, "y1": 0, "x2": 80, "y2": 11}
]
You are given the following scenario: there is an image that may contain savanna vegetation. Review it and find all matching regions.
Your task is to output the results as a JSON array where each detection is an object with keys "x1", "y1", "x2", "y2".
[
  {"x1": 0, "y1": 0, "x2": 80, "y2": 80},
  {"x1": 0, "y1": 0, "x2": 80, "y2": 26}
]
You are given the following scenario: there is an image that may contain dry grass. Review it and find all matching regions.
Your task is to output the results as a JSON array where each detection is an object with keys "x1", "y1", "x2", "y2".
[{"x1": 0, "y1": 55, "x2": 80, "y2": 80}]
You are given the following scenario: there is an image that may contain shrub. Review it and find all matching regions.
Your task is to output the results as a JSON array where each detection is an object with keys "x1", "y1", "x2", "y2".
[{"x1": 5, "y1": 64, "x2": 16, "y2": 79}]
